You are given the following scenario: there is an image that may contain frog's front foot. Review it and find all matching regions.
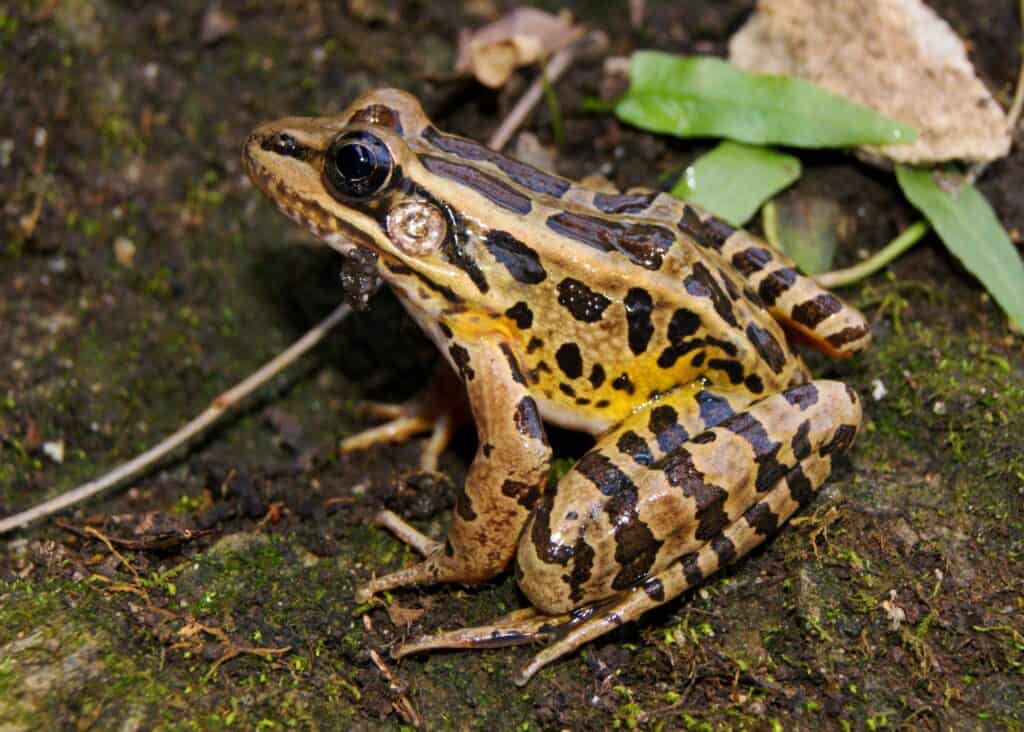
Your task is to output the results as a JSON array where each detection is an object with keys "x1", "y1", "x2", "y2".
[
  {"x1": 355, "y1": 551, "x2": 443, "y2": 604},
  {"x1": 342, "y1": 368, "x2": 468, "y2": 471},
  {"x1": 354, "y1": 509, "x2": 444, "y2": 603}
]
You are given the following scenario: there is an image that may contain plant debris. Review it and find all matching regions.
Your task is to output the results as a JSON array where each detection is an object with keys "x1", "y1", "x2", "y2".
[{"x1": 454, "y1": 7, "x2": 583, "y2": 88}]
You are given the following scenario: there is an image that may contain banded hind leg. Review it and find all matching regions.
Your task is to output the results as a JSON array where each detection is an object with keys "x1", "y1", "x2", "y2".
[
  {"x1": 713, "y1": 225, "x2": 871, "y2": 357},
  {"x1": 390, "y1": 382, "x2": 755, "y2": 657},
  {"x1": 394, "y1": 380, "x2": 862, "y2": 684}
]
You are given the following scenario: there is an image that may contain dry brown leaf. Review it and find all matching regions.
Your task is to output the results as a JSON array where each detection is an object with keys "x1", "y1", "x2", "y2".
[
  {"x1": 386, "y1": 602, "x2": 425, "y2": 628},
  {"x1": 22, "y1": 416, "x2": 42, "y2": 453},
  {"x1": 511, "y1": 131, "x2": 558, "y2": 172},
  {"x1": 455, "y1": 7, "x2": 583, "y2": 88}
]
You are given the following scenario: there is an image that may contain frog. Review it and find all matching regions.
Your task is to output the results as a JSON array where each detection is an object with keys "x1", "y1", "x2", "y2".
[{"x1": 243, "y1": 89, "x2": 870, "y2": 685}]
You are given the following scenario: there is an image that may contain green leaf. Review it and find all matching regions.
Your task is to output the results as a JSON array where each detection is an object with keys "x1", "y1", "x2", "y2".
[
  {"x1": 671, "y1": 141, "x2": 800, "y2": 226},
  {"x1": 616, "y1": 51, "x2": 917, "y2": 148},
  {"x1": 896, "y1": 166, "x2": 1024, "y2": 329}
]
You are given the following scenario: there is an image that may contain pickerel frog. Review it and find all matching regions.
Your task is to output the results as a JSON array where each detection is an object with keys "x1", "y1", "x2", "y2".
[{"x1": 244, "y1": 89, "x2": 870, "y2": 684}]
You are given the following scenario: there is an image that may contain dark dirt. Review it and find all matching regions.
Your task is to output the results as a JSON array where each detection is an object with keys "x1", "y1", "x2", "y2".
[{"x1": 2, "y1": 1, "x2": 1022, "y2": 730}]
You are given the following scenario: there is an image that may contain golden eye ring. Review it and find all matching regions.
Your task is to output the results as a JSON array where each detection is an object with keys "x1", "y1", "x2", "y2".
[{"x1": 386, "y1": 200, "x2": 447, "y2": 256}]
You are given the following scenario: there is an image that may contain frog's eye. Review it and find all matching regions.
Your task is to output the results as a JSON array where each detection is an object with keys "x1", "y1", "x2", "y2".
[{"x1": 325, "y1": 132, "x2": 393, "y2": 198}]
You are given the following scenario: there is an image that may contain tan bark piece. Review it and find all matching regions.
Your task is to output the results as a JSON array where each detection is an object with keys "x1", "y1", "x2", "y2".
[{"x1": 729, "y1": 0, "x2": 1011, "y2": 164}]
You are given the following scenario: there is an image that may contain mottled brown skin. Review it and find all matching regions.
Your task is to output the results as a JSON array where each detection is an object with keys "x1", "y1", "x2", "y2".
[{"x1": 244, "y1": 89, "x2": 870, "y2": 684}]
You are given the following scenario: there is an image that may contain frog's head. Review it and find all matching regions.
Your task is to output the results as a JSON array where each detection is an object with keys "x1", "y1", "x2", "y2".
[{"x1": 244, "y1": 88, "x2": 500, "y2": 312}]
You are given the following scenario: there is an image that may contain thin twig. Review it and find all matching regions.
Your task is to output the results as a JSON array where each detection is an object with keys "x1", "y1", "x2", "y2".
[
  {"x1": 487, "y1": 31, "x2": 586, "y2": 151},
  {"x1": 815, "y1": 221, "x2": 931, "y2": 288},
  {"x1": 84, "y1": 525, "x2": 141, "y2": 582},
  {"x1": 370, "y1": 649, "x2": 422, "y2": 728},
  {"x1": 0, "y1": 303, "x2": 351, "y2": 535}
]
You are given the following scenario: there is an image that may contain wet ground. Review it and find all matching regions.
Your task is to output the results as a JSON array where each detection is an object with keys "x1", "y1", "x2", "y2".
[{"x1": 1, "y1": 1, "x2": 1022, "y2": 729}]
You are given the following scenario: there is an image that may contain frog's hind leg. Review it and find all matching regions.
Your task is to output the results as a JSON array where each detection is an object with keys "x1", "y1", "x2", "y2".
[
  {"x1": 514, "y1": 453, "x2": 836, "y2": 685},
  {"x1": 342, "y1": 366, "x2": 469, "y2": 471},
  {"x1": 388, "y1": 448, "x2": 836, "y2": 684},
  {"x1": 506, "y1": 379, "x2": 863, "y2": 684},
  {"x1": 713, "y1": 226, "x2": 871, "y2": 357}
]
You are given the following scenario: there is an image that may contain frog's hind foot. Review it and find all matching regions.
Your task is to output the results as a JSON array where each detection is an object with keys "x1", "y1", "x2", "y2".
[
  {"x1": 341, "y1": 368, "x2": 468, "y2": 471},
  {"x1": 341, "y1": 412, "x2": 455, "y2": 471},
  {"x1": 392, "y1": 607, "x2": 581, "y2": 658},
  {"x1": 354, "y1": 510, "x2": 444, "y2": 603},
  {"x1": 513, "y1": 455, "x2": 842, "y2": 684}
]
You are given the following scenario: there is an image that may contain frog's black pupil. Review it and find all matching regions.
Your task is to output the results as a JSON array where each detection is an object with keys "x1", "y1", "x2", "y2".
[
  {"x1": 324, "y1": 132, "x2": 393, "y2": 198},
  {"x1": 337, "y1": 143, "x2": 372, "y2": 181}
]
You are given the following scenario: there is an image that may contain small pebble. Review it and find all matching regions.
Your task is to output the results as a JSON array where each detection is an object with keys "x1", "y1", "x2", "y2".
[
  {"x1": 42, "y1": 440, "x2": 65, "y2": 464},
  {"x1": 114, "y1": 236, "x2": 136, "y2": 267},
  {"x1": 200, "y1": 5, "x2": 238, "y2": 44}
]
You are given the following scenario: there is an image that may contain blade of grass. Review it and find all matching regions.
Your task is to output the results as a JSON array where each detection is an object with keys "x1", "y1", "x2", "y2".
[
  {"x1": 815, "y1": 221, "x2": 930, "y2": 288},
  {"x1": 541, "y1": 72, "x2": 565, "y2": 147},
  {"x1": 896, "y1": 166, "x2": 1024, "y2": 329}
]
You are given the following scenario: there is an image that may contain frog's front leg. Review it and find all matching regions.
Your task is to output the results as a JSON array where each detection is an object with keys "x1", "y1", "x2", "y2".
[{"x1": 356, "y1": 338, "x2": 551, "y2": 601}]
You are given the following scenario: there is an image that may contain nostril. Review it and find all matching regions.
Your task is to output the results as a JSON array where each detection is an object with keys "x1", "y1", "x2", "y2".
[{"x1": 262, "y1": 132, "x2": 301, "y2": 157}]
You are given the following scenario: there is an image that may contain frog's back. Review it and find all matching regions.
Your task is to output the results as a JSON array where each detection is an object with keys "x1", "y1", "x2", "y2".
[
  {"x1": 310, "y1": 90, "x2": 870, "y2": 432},
  {"x1": 475, "y1": 188, "x2": 812, "y2": 432}
]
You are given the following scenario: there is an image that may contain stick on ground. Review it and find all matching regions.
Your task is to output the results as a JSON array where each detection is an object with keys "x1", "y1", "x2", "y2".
[
  {"x1": 1, "y1": 39, "x2": 596, "y2": 536},
  {"x1": 0, "y1": 303, "x2": 351, "y2": 535}
]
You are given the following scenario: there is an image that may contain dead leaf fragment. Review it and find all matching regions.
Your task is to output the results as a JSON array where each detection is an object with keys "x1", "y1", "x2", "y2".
[
  {"x1": 22, "y1": 416, "x2": 42, "y2": 453},
  {"x1": 729, "y1": 0, "x2": 1011, "y2": 164},
  {"x1": 385, "y1": 602, "x2": 425, "y2": 628},
  {"x1": 113, "y1": 236, "x2": 136, "y2": 267},
  {"x1": 347, "y1": 0, "x2": 399, "y2": 25},
  {"x1": 455, "y1": 7, "x2": 583, "y2": 88},
  {"x1": 511, "y1": 131, "x2": 558, "y2": 172},
  {"x1": 881, "y1": 590, "x2": 907, "y2": 631},
  {"x1": 200, "y1": 4, "x2": 238, "y2": 45}
]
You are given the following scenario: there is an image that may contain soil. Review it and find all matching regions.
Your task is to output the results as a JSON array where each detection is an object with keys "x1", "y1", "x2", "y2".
[{"x1": 1, "y1": 1, "x2": 1022, "y2": 729}]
